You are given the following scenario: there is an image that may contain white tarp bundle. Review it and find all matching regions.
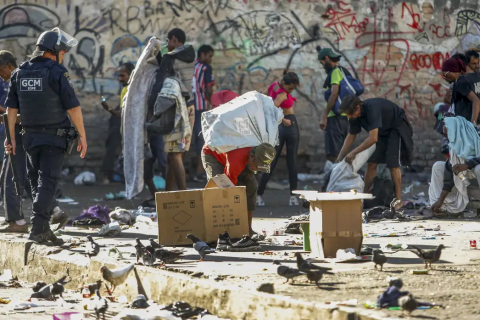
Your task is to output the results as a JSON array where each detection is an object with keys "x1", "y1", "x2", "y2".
[
  {"x1": 201, "y1": 91, "x2": 283, "y2": 153},
  {"x1": 327, "y1": 145, "x2": 376, "y2": 192}
]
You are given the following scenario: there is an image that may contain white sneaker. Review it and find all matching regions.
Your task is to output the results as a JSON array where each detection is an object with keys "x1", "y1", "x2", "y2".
[
  {"x1": 256, "y1": 196, "x2": 265, "y2": 206},
  {"x1": 289, "y1": 196, "x2": 299, "y2": 206}
]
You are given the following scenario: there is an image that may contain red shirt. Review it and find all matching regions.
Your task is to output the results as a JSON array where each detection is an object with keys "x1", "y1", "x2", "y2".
[{"x1": 202, "y1": 145, "x2": 252, "y2": 185}]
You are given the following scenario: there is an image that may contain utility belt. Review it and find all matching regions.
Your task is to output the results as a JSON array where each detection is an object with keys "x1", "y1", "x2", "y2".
[{"x1": 22, "y1": 126, "x2": 79, "y2": 154}]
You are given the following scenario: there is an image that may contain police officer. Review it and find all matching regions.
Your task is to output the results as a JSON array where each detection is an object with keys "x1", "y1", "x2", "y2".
[{"x1": 4, "y1": 28, "x2": 87, "y2": 244}]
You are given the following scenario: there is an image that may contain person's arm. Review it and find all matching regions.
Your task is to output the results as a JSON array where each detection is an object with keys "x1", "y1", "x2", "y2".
[
  {"x1": 5, "y1": 107, "x2": 17, "y2": 155},
  {"x1": 0, "y1": 105, "x2": 6, "y2": 114},
  {"x1": 444, "y1": 88, "x2": 452, "y2": 104},
  {"x1": 336, "y1": 133, "x2": 357, "y2": 162},
  {"x1": 353, "y1": 129, "x2": 378, "y2": 155},
  {"x1": 467, "y1": 91, "x2": 480, "y2": 124},
  {"x1": 57, "y1": 68, "x2": 87, "y2": 158},
  {"x1": 273, "y1": 92, "x2": 288, "y2": 107},
  {"x1": 204, "y1": 65, "x2": 215, "y2": 109},
  {"x1": 67, "y1": 107, "x2": 87, "y2": 158},
  {"x1": 433, "y1": 161, "x2": 454, "y2": 211}
]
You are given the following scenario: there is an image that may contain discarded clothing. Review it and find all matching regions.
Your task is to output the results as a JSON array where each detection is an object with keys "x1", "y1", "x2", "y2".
[
  {"x1": 444, "y1": 116, "x2": 480, "y2": 159},
  {"x1": 377, "y1": 286, "x2": 409, "y2": 308},
  {"x1": 68, "y1": 205, "x2": 110, "y2": 226}
]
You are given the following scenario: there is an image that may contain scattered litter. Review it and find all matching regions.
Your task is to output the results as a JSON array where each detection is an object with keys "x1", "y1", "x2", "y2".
[
  {"x1": 98, "y1": 221, "x2": 122, "y2": 236},
  {"x1": 68, "y1": 202, "x2": 79, "y2": 205},
  {"x1": 336, "y1": 249, "x2": 356, "y2": 260},
  {"x1": 410, "y1": 269, "x2": 429, "y2": 275},
  {"x1": 74, "y1": 171, "x2": 96, "y2": 185},
  {"x1": 108, "y1": 247, "x2": 124, "y2": 260},
  {"x1": 109, "y1": 207, "x2": 136, "y2": 225},
  {"x1": 69, "y1": 205, "x2": 110, "y2": 226},
  {"x1": 0, "y1": 298, "x2": 10, "y2": 304},
  {"x1": 421, "y1": 236, "x2": 436, "y2": 240},
  {"x1": 57, "y1": 198, "x2": 75, "y2": 203},
  {"x1": 0, "y1": 269, "x2": 13, "y2": 281},
  {"x1": 153, "y1": 175, "x2": 166, "y2": 190},
  {"x1": 134, "y1": 216, "x2": 154, "y2": 227},
  {"x1": 105, "y1": 191, "x2": 127, "y2": 200}
]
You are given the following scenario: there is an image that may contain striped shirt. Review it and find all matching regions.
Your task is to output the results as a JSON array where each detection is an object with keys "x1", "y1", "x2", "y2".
[{"x1": 192, "y1": 61, "x2": 214, "y2": 111}]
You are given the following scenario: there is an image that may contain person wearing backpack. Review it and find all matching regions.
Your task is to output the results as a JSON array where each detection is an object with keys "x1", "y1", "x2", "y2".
[
  {"x1": 318, "y1": 47, "x2": 364, "y2": 162},
  {"x1": 335, "y1": 95, "x2": 414, "y2": 211}
]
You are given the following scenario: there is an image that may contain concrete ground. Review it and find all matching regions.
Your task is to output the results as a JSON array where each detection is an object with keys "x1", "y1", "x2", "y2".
[{"x1": 3, "y1": 179, "x2": 478, "y2": 319}]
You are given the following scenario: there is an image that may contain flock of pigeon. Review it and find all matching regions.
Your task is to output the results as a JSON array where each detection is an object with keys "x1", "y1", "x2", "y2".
[{"x1": 34, "y1": 233, "x2": 446, "y2": 318}]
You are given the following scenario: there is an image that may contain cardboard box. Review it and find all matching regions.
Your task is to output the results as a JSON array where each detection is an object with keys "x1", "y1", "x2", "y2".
[
  {"x1": 155, "y1": 175, "x2": 249, "y2": 245},
  {"x1": 293, "y1": 191, "x2": 374, "y2": 258}
]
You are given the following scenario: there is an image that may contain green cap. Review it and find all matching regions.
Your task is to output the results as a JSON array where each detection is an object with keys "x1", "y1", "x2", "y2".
[
  {"x1": 254, "y1": 143, "x2": 276, "y2": 173},
  {"x1": 317, "y1": 48, "x2": 342, "y2": 61}
]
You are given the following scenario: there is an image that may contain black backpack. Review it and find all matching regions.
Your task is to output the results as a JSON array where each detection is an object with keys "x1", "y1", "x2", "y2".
[{"x1": 363, "y1": 177, "x2": 395, "y2": 209}]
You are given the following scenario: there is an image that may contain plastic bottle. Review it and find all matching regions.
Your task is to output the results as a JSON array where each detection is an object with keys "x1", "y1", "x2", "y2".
[{"x1": 81, "y1": 285, "x2": 91, "y2": 310}]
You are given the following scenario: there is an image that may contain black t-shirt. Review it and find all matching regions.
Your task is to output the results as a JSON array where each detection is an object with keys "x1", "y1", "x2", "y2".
[
  {"x1": 349, "y1": 98, "x2": 405, "y2": 136},
  {"x1": 452, "y1": 72, "x2": 480, "y2": 122}
]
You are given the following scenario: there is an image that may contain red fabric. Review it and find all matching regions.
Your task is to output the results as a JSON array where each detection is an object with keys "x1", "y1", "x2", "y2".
[
  {"x1": 202, "y1": 145, "x2": 252, "y2": 185},
  {"x1": 210, "y1": 90, "x2": 240, "y2": 109},
  {"x1": 268, "y1": 82, "x2": 297, "y2": 109}
]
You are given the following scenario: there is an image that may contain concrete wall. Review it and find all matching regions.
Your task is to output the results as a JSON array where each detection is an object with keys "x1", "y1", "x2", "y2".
[{"x1": 0, "y1": 0, "x2": 478, "y2": 173}]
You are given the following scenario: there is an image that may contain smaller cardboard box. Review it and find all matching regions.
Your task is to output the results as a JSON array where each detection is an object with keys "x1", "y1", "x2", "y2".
[
  {"x1": 293, "y1": 191, "x2": 374, "y2": 258},
  {"x1": 156, "y1": 175, "x2": 249, "y2": 245}
]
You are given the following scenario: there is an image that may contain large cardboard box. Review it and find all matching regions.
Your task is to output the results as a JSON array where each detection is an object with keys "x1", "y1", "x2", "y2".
[
  {"x1": 293, "y1": 191, "x2": 374, "y2": 258},
  {"x1": 155, "y1": 175, "x2": 249, "y2": 245}
]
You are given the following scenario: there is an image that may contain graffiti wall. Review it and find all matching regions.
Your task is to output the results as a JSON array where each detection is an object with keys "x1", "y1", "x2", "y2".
[{"x1": 1, "y1": 0, "x2": 479, "y2": 171}]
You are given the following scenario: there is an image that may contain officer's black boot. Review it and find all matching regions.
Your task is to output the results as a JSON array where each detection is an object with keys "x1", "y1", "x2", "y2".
[{"x1": 29, "y1": 225, "x2": 64, "y2": 245}]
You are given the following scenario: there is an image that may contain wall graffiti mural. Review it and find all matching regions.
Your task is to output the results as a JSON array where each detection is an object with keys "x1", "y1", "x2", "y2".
[{"x1": 0, "y1": 0, "x2": 479, "y2": 168}]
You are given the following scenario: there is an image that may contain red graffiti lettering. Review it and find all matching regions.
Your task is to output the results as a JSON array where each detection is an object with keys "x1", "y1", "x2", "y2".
[
  {"x1": 401, "y1": 2, "x2": 425, "y2": 32},
  {"x1": 325, "y1": 2, "x2": 369, "y2": 40},
  {"x1": 429, "y1": 24, "x2": 452, "y2": 39},
  {"x1": 409, "y1": 52, "x2": 450, "y2": 71}
]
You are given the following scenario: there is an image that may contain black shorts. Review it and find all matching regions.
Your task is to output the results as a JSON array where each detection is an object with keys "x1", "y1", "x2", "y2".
[
  {"x1": 368, "y1": 129, "x2": 401, "y2": 168},
  {"x1": 325, "y1": 115, "x2": 349, "y2": 158}
]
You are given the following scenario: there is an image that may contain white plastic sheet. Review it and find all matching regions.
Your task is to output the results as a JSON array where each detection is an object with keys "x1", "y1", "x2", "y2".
[
  {"x1": 201, "y1": 91, "x2": 283, "y2": 153},
  {"x1": 327, "y1": 145, "x2": 376, "y2": 192}
]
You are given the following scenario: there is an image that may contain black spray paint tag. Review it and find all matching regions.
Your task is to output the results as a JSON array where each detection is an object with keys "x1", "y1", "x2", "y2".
[{"x1": 20, "y1": 78, "x2": 42, "y2": 91}]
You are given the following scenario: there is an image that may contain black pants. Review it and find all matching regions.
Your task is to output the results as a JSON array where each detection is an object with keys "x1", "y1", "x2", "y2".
[
  {"x1": 101, "y1": 118, "x2": 122, "y2": 178},
  {"x1": 26, "y1": 145, "x2": 65, "y2": 233},
  {"x1": 258, "y1": 114, "x2": 299, "y2": 195},
  {"x1": 325, "y1": 115, "x2": 349, "y2": 159}
]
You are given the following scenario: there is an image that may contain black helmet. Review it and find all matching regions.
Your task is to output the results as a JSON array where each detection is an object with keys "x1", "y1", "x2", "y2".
[{"x1": 35, "y1": 28, "x2": 78, "y2": 53}]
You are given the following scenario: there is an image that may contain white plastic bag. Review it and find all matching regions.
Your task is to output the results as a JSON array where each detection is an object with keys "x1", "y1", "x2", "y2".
[
  {"x1": 201, "y1": 91, "x2": 283, "y2": 153},
  {"x1": 327, "y1": 145, "x2": 376, "y2": 192},
  {"x1": 74, "y1": 171, "x2": 96, "y2": 185},
  {"x1": 98, "y1": 221, "x2": 122, "y2": 236},
  {"x1": 109, "y1": 207, "x2": 136, "y2": 225}
]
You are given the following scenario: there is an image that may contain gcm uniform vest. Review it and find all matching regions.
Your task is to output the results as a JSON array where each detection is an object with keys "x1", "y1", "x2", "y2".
[{"x1": 16, "y1": 59, "x2": 66, "y2": 127}]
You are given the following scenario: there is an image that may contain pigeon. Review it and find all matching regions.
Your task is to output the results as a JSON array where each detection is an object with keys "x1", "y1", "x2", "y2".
[
  {"x1": 372, "y1": 249, "x2": 388, "y2": 271},
  {"x1": 142, "y1": 246, "x2": 156, "y2": 266},
  {"x1": 93, "y1": 289, "x2": 109, "y2": 320},
  {"x1": 186, "y1": 234, "x2": 215, "y2": 261},
  {"x1": 30, "y1": 284, "x2": 53, "y2": 300},
  {"x1": 409, "y1": 244, "x2": 445, "y2": 268},
  {"x1": 86, "y1": 235, "x2": 100, "y2": 257},
  {"x1": 149, "y1": 238, "x2": 163, "y2": 250},
  {"x1": 51, "y1": 275, "x2": 70, "y2": 300},
  {"x1": 399, "y1": 293, "x2": 418, "y2": 315},
  {"x1": 295, "y1": 252, "x2": 332, "y2": 273},
  {"x1": 153, "y1": 248, "x2": 185, "y2": 265},
  {"x1": 87, "y1": 280, "x2": 103, "y2": 295},
  {"x1": 32, "y1": 281, "x2": 47, "y2": 293},
  {"x1": 273, "y1": 260, "x2": 305, "y2": 284},
  {"x1": 306, "y1": 270, "x2": 326, "y2": 288},
  {"x1": 100, "y1": 264, "x2": 135, "y2": 294},
  {"x1": 134, "y1": 238, "x2": 146, "y2": 263}
]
